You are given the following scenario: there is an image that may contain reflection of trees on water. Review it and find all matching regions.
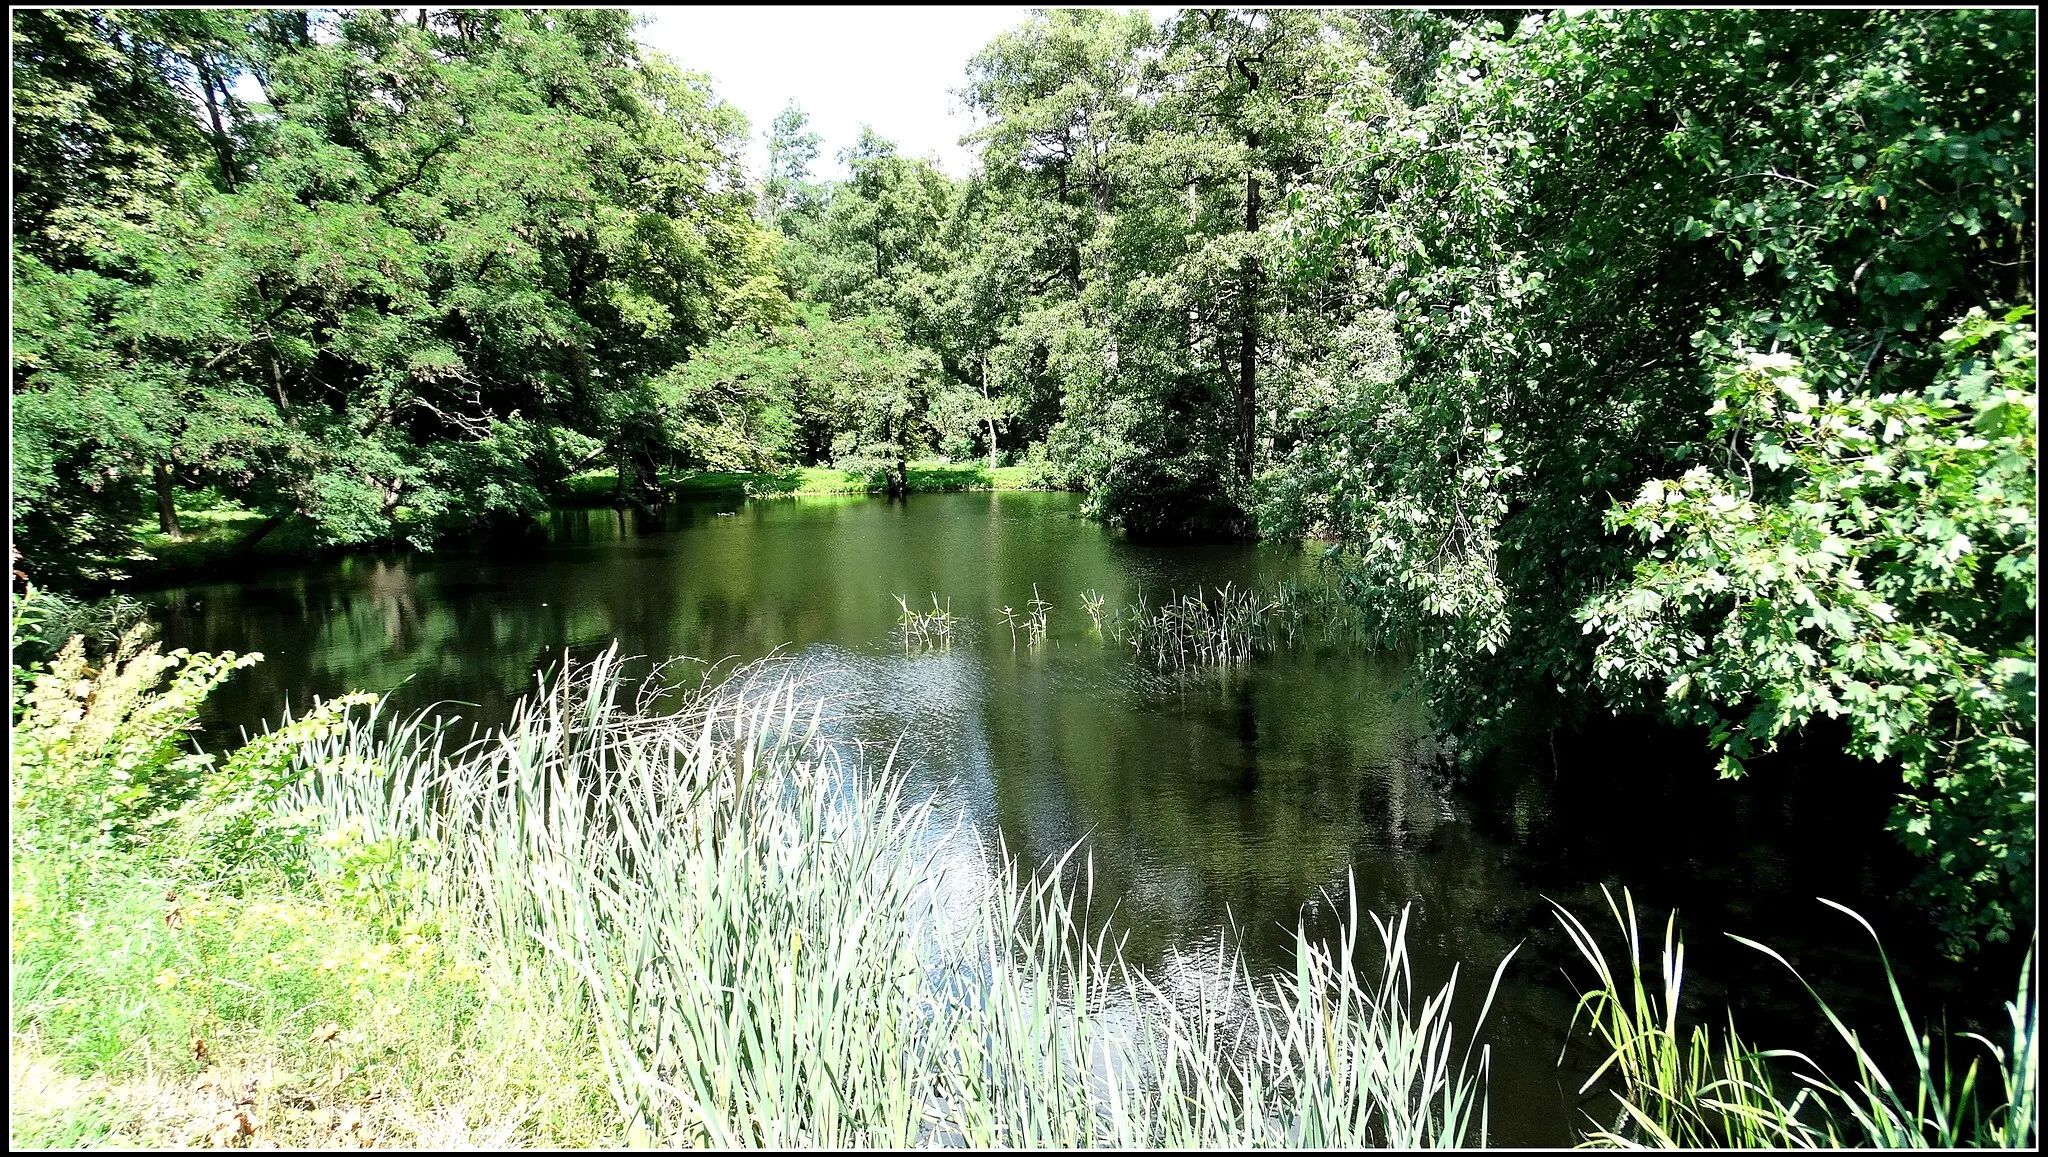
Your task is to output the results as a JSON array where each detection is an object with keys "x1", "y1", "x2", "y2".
[
  {"x1": 360, "y1": 559, "x2": 421, "y2": 648},
  {"x1": 967, "y1": 648, "x2": 1531, "y2": 978}
]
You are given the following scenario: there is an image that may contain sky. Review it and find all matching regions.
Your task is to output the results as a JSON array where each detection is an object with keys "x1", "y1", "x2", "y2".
[
  {"x1": 633, "y1": 7, "x2": 1108, "y2": 182},
  {"x1": 228, "y1": 8, "x2": 1173, "y2": 181}
]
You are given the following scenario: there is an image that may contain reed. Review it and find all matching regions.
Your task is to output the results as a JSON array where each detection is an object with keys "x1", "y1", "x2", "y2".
[
  {"x1": 280, "y1": 648, "x2": 1511, "y2": 1147},
  {"x1": 1028, "y1": 585, "x2": 1052, "y2": 644},
  {"x1": 1554, "y1": 886, "x2": 2038, "y2": 1149},
  {"x1": 1104, "y1": 582, "x2": 1279, "y2": 669},
  {"x1": 1269, "y1": 574, "x2": 1375, "y2": 653},
  {"x1": 996, "y1": 586, "x2": 1051, "y2": 648},
  {"x1": 895, "y1": 593, "x2": 957, "y2": 650},
  {"x1": 1079, "y1": 588, "x2": 1109, "y2": 637}
]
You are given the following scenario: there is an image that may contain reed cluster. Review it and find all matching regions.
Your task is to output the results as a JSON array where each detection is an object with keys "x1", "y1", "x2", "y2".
[
  {"x1": 280, "y1": 648, "x2": 1511, "y2": 1147},
  {"x1": 1269, "y1": 575, "x2": 1377, "y2": 653},
  {"x1": 1096, "y1": 583, "x2": 1278, "y2": 668},
  {"x1": 997, "y1": 585, "x2": 1053, "y2": 647},
  {"x1": 1555, "y1": 887, "x2": 2037, "y2": 1149},
  {"x1": 894, "y1": 593, "x2": 958, "y2": 650},
  {"x1": 1074, "y1": 576, "x2": 1371, "y2": 670}
]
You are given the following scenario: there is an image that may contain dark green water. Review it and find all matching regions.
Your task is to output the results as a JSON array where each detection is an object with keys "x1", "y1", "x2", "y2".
[{"x1": 147, "y1": 491, "x2": 1996, "y2": 1147}]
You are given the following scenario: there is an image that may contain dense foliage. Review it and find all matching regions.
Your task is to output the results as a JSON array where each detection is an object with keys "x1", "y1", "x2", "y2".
[
  {"x1": 13, "y1": 8, "x2": 788, "y2": 573},
  {"x1": 1276, "y1": 9, "x2": 2035, "y2": 953},
  {"x1": 11, "y1": 8, "x2": 2036, "y2": 953}
]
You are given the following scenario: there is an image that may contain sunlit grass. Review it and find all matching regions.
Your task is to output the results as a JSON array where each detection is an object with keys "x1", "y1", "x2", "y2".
[
  {"x1": 1554, "y1": 886, "x2": 2038, "y2": 1149},
  {"x1": 280, "y1": 646, "x2": 1513, "y2": 1146},
  {"x1": 559, "y1": 460, "x2": 1046, "y2": 504},
  {"x1": 7, "y1": 850, "x2": 616, "y2": 1148}
]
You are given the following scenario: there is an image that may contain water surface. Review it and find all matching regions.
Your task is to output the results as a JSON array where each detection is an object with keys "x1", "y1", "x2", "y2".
[{"x1": 148, "y1": 492, "x2": 1989, "y2": 1146}]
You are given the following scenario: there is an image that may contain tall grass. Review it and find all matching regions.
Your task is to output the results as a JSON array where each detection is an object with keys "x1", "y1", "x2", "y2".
[
  {"x1": 279, "y1": 647, "x2": 1513, "y2": 1147},
  {"x1": 1555, "y1": 886, "x2": 2038, "y2": 1149},
  {"x1": 1079, "y1": 575, "x2": 1373, "y2": 670},
  {"x1": 8, "y1": 582, "x2": 156, "y2": 666},
  {"x1": 1100, "y1": 583, "x2": 1279, "y2": 668},
  {"x1": 1269, "y1": 574, "x2": 1377, "y2": 653}
]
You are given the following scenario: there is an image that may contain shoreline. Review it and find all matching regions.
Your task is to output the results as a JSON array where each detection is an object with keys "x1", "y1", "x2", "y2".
[{"x1": 79, "y1": 462, "x2": 1072, "y2": 593}]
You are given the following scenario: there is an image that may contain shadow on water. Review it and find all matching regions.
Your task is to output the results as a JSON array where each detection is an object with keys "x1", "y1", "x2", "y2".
[{"x1": 142, "y1": 492, "x2": 2019, "y2": 1147}]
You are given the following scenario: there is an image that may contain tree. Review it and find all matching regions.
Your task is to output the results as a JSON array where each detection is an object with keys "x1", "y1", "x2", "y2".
[
  {"x1": 801, "y1": 128, "x2": 954, "y2": 314},
  {"x1": 761, "y1": 100, "x2": 824, "y2": 231},
  {"x1": 1277, "y1": 8, "x2": 2036, "y2": 952},
  {"x1": 11, "y1": 7, "x2": 788, "y2": 577},
  {"x1": 955, "y1": 8, "x2": 1365, "y2": 536},
  {"x1": 1586, "y1": 310, "x2": 2036, "y2": 953}
]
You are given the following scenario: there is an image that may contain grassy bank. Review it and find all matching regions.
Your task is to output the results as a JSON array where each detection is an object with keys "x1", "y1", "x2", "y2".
[
  {"x1": 556, "y1": 460, "x2": 1042, "y2": 503},
  {"x1": 7, "y1": 616, "x2": 1506, "y2": 1147},
  {"x1": 105, "y1": 462, "x2": 1049, "y2": 585},
  {"x1": 119, "y1": 507, "x2": 329, "y2": 586},
  {"x1": 9, "y1": 605, "x2": 2036, "y2": 1148}
]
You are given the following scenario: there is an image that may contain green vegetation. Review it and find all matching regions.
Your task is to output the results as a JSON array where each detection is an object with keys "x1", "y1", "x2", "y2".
[
  {"x1": 13, "y1": 9, "x2": 2028, "y2": 950},
  {"x1": 9, "y1": 7, "x2": 2038, "y2": 1143},
  {"x1": 1273, "y1": 9, "x2": 2035, "y2": 955},
  {"x1": 10, "y1": 607, "x2": 1514, "y2": 1146},
  {"x1": 558, "y1": 460, "x2": 1041, "y2": 503},
  {"x1": 895, "y1": 593, "x2": 958, "y2": 651},
  {"x1": 8, "y1": 600, "x2": 614, "y2": 1146},
  {"x1": 1075, "y1": 578, "x2": 1372, "y2": 670},
  {"x1": 7, "y1": 9, "x2": 1027, "y2": 585},
  {"x1": 11, "y1": 609, "x2": 2034, "y2": 1148},
  {"x1": 1554, "y1": 888, "x2": 2037, "y2": 1149}
]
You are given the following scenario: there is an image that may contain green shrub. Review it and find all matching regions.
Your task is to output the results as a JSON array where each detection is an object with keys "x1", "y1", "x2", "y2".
[{"x1": 10, "y1": 626, "x2": 259, "y2": 853}]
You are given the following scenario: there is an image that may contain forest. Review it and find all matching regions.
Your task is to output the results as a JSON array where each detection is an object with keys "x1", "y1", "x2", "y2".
[{"x1": 9, "y1": 6, "x2": 2038, "y2": 1149}]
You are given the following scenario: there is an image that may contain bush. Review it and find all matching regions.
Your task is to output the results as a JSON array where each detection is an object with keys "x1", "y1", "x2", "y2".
[{"x1": 10, "y1": 626, "x2": 260, "y2": 854}]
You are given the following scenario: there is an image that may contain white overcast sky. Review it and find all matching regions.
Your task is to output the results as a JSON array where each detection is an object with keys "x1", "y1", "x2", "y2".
[{"x1": 633, "y1": 7, "x2": 1168, "y2": 181}]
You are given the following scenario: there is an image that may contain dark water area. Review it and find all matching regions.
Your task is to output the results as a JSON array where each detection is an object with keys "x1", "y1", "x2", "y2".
[{"x1": 142, "y1": 492, "x2": 2021, "y2": 1147}]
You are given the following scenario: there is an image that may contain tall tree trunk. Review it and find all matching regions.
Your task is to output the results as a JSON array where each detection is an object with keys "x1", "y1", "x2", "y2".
[
  {"x1": 192, "y1": 53, "x2": 238, "y2": 191},
  {"x1": 268, "y1": 351, "x2": 291, "y2": 417},
  {"x1": 1058, "y1": 166, "x2": 1082, "y2": 297},
  {"x1": 1090, "y1": 160, "x2": 1118, "y2": 377},
  {"x1": 1237, "y1": 123, "x2": 1261, "y2": 484},
  {"x1": 981, "y1": 356, "x2": 1000, "y2": 470},
  {"x1": 888, "y1": 408, "x2": 909, "y2": 499},
  {"x1": 154, "y1": 463, "x2": 183, "y2": 539},
  {"x1": 1187, "y1": 178, "x2": 1201, "y2": 362}
]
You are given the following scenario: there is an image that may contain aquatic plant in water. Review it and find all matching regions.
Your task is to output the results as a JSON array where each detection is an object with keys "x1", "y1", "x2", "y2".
[
  {"x1": 1554, "y1": 886, "x2": 2038, "y2": 1149},
  {"x1": 996, "y1": 585, "x2": 1053, "y2": 648},
  {"x1": 1105, "y1": 583, "x2": 1278, "y2": 668},
  {"x1": 1081, "y1": 576, "x2": 1373, "y2": 670},
  {"x1": 895, "y1": 593, "x2": 957, "y2": 651}
]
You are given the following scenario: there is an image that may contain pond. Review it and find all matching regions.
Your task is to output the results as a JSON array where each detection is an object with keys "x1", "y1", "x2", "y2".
[{"x1": 147, "y1": 491, "x2": 1992, "y2": 1147}]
